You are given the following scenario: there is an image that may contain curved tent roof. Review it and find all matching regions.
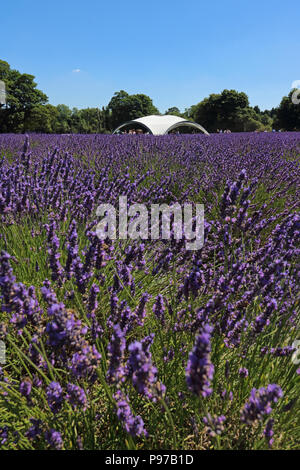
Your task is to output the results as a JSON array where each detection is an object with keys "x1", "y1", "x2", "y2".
[{"x1": 113, "y1": 115, "x2": 209, "y2": 135}]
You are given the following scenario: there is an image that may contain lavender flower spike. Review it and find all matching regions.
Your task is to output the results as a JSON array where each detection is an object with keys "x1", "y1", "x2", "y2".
[
  {"x1": 241, "y1": 384, "x2": 283, "y2": 424},
  {"x1": 185, "y1": 324, "x2": 214, "y2": 397}
]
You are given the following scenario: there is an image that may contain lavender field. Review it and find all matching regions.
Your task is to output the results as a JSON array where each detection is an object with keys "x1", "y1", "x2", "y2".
[{"x1": 0, "y1": 132, "x2": 299, "y2": 450}]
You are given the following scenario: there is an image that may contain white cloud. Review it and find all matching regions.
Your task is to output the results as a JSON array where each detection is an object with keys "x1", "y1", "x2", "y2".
[{"x1": 72, "y1": 69, "x2": 81, "y2": 73}]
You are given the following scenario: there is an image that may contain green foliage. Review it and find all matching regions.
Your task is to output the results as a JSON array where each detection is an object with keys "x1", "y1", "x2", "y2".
[
  {"x1": 274, "y1": 90, "x2": 300, "y2": 131},
  {"x1": 164, "y1": 107, "x2": 182, "y2": 117},
  {"x1": 25, "y1": 105, "x2": 59, "y2": 133},
  {"x1": 0, "y1": 60, "x2": 48, "y2": 133},
  {"x1": 54, "y1": 104, "x2": 73, "y2": 133},
  {"x1": 190, "y1": 89, "x2": 273, "y2": 132},
  {"x1": 108, "y1": 90, "x2": 159, "y2": 129}
]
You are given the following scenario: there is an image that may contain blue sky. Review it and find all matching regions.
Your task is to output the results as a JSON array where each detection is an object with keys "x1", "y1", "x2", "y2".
[{"x1": 2, "y1": 0, "x2": 299, "y2": 112}]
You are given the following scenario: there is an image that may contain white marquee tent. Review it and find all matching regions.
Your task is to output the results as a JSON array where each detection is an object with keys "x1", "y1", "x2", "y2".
[{"x1": 113, "y1": 115, "x2": 209, "y2": 135}]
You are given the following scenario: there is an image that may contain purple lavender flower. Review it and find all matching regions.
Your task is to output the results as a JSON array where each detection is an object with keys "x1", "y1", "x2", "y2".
[
  {"x1": 270, "y1": 346, "x2": 295, "y2": 357},
  {"x1": 134, "y1": 292, "x2": 150, "y2": 326},
  {"x1": 86, "y1": 284, "x2": 100, "y2": 317},
  {"x1": 26, "y1": 419, "x2": 43, "y2": 440},
  {"x1": 46, "y1": 219, "x2": 64, "y2": 284},
  {"x1": 263, "y1": 418, "x2": 274, "y2": 447},
  {"x1": 153, "y1": 294, "x2": 166, "y2": 326},
  {"x1": 41, "y1": 280, "x2": 58, "y2": 306},
  {"x1": 163, "y1": 348, "x2": 174, "y2": 363},
  {"x1": 86, "y1": 284, "x2": 103, "y2": 339},
  {"x1": 0, "y1": 426, "x2": 8, "y2": 446},
  {"x1": 45, "y1": 429, "x2": 63, "y2": 450},
  {"x1": 65, "y1": 220, "x2": 79, "y2": 278},
  {"x1": 254, "y1": 299, "x2": 278, "y2": 333},
  {"x1": 239, "y1": 367, "x2": 249, "y2": 378},
  {"x1": 106, "y1": 324, "x2": 126, "y2": 384},
  {"x1": 241, "y1": 384, "x2": 283, "y2": 424},
  {"x1": 70, "y1": 344, "x2": 101, "y2": 382},
  {"x1": 127, "y1": 335, "x2": 165, "y2": 401},
  {"x1": 185, "y1": 324, "x2": 214, "y2": 397},
  {"x1": 220, "y1": 388, "x2": 233, "y2": 401},
  {"x1": 46, "y1": 381, "x2": 63, "y2": 414},
  {"x1": 114, "y1": 390, "x2": 147, "y2": 438},
  {"x1": 66, "y1": 383, "x2": 87, "y2": 411},
  {"x1": 46, "y1": 302, "x2": 87, "y2": 349},
  {"x1": 20, "y1": 379, "x2": 32, "y2": 398},
  {"x1": 203, "y1": 413, "x2": 226, "y2": 437},
  {"x1": 0, "y1": 251, "x2": 43, "y2": 332}
]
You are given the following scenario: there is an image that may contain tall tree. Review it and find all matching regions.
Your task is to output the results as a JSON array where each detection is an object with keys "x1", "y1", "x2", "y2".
[
  {"x1": 164, "y1": 107, "x2": 182, "y2": 117},
  {"x1": 25, "y1": 104, "x2": 59, "y2": 133},
  {"x1": 274, "y1": 90, "x2": 300, "y2": 131},
  {"x1": 107, "y1": 90, "x2": 159, "y2": 129},
  {"x1": 0, "y1": 60, "x2": 48, "y2": 132},
  {"x1": 55, "y1": 104, "x2": 72, "y2": 133},
  {"x1": 191, "y1": 89, "x2": 251, "y2": 132}
]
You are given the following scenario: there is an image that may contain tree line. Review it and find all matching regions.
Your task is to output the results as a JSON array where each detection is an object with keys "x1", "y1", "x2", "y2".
[{"x1": 1, "y1": 59, "x2": 300, "y2": 133}]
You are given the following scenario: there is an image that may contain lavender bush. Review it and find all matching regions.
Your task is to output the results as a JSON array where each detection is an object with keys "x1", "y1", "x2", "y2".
[{"x1": 0, "y1": 132, "x2": 299, "y2": 450}]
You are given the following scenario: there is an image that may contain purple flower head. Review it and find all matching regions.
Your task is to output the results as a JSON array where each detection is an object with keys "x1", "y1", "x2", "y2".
[
  {"x1": 26, "y1": 419, "x2": 43, "y2": 440},
  {"x1": 0, "y1": 251, "x2": 16, "y2": 305},
  {"x1": 41, "y1": 281, "x2": 57, "y2": 306},
  {"x1": 263, "y1": 418, "x2": 274, "y2": 447},
  {"x1": 186, "y1": 324, "x2": 214, "y2": 397},
  {"x1": 65, "y1": 220, "x2": 79, "y2": 278},
  {"x1": 106, "y1": 324, "x2": 126, "y2": 384},
  {"x1": 66, "y1": 383, "x2": 87, "y2": 411},
  {"x1": 113, "y1": 390, "x2": 147, "y2": 438},
  {"x1": 0, "y1": 252, "x2": 43, "y2": 332},
  {"x1": 20, "y1": 379, "x2": 32, "y2": 398},
  {"x1": 46, "y1": 302, "x2": 87, "y2": 349},
  {"x1": 134, "y1": 292, "x2": 150, "y2": 325},
  {"x1": 45, "y1": 429, "x2": 63, "y2": 450},
  {"x1": 254, "y1": 299, "x2": 277, "y2": 333},
  {"x1": 153, "y1": 294, "x2": 166, "y2": 325},
  {"x1": 127, "y1": 334, "x2": 164, "y2": 402},
  {"x1": 87, "y1": 284, "x2": 100, "y2": 317},
  {"x1": 239, "y1": 367, "x2": 249, "y2": 378},
  {"x1": 46, "y1": 381, "x2": 63, "y2": 414},
  {"x1": 70, "y1": 344, "x2": 101, "y2": 382},
  {"x1": 0, "y1": 426, "x2": 8, "y2": 446},
  {"x1": 47, "y1": 228, "x2": 64, "y2": 283},
  {"x1": 241, "y1": 384, "x2": 283, "y2": 424},
  {"x1": 203, "y1": 413, "x2": 226, "y2": 437}
]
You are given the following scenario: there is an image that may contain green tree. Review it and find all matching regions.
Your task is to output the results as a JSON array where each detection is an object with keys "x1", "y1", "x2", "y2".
[
  {"x1": 25, "y1": 104, "x2": 59, "y2": 133},
  {"x1": 0, "y1": 60, "x2": 48, "y2": 132},
  {"x1": 54, "y1": 104, "x2": 72, "y2": 133},
  {"x1": 183, "y1": 106, "x2": 196, "y2": 120},
  {"x1": 190, "y1": 89, "x2": 274, "y2": 132},
  {"x1": 107, "y1": 90, "x2": 159, "y2": 130},
  {"x1": 164, "y1": 107, "x2": 182, "y2": 117},
  {"x1": 191, "y1": 89, "x2": 250, "y2": 132},
  {"x1": 77, "y1": 108, "x2": 105, "y2": 133},
  {"x1": 273, "y1": 90, "x2": 300, "y2": 131},
  {"x1": 233, "y1": 108, "x2": 264, "y2": 131}
]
